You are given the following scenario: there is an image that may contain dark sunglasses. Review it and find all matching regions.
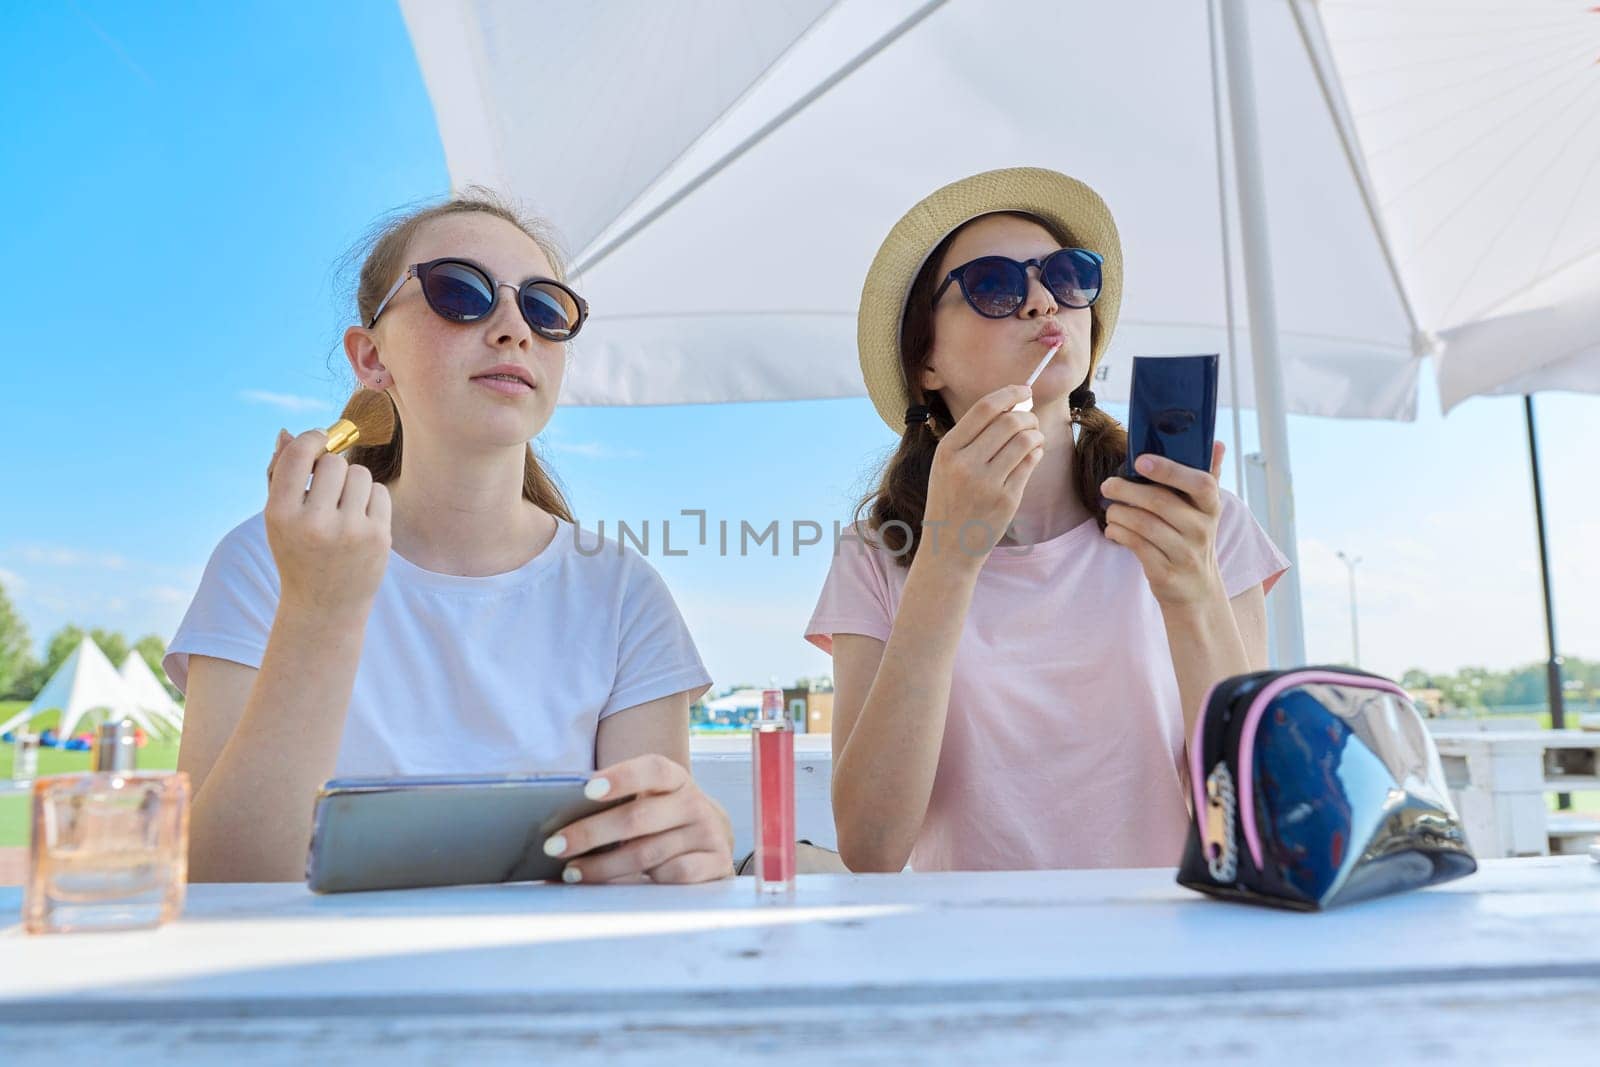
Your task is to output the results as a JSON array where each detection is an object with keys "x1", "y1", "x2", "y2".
[
  {"x1": 933, "y1": 247, "x2": 1103, "y2": 318},
  {"x1": 367, "y1": 257, "x2": 589, "y2": 341}
]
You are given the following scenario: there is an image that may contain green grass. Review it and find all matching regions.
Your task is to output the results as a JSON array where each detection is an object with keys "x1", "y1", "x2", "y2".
[{"x1": 0, "y1": 702, "x2": 181, "y2": 848}]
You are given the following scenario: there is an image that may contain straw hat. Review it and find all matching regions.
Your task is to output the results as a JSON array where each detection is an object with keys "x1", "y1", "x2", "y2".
[{"x1": 856, "y1": 167, "x2": 1123, "y2": 433}]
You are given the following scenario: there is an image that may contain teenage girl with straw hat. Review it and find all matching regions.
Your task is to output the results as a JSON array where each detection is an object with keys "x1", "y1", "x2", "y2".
[{"x1": 806, "y1": 168, "x2": 1290, "y2": 873}]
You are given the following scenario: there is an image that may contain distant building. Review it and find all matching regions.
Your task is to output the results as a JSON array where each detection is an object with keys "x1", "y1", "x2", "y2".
[
  {"x1": 690, "y1": 678, "x2": 836, "y2": 732},
  {"x1": 1407, "y1": 688, "x2": 1445, "y2": 717},
  {"x1": 695, "y1": 687, "x2": 767, "y2": 730},
  {"x1": 784, "y1": 686, "x2": 834, "y2": 734}
]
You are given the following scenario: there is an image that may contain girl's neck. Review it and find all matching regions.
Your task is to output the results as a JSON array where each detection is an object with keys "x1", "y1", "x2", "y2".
[
  {"x1": 384, "y1": 437, "x2": 557, "y2": 577},
  {"x1": 1001, "y1": 403, "x2": 1093, "y2": 546}
]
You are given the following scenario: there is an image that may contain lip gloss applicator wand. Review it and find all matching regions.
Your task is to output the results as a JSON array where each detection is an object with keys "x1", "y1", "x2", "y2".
[{"x1": 1013, "y1": 344, "x2": 1060, "y2": 414}]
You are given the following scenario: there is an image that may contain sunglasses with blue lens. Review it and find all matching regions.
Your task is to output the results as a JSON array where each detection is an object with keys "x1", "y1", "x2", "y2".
[
  {"x1": 367, "y1": 257, "x2": 589, "y2": 341},
  {"x1": 933, "y1": 247, "x2": 1103, "y2": 318}
]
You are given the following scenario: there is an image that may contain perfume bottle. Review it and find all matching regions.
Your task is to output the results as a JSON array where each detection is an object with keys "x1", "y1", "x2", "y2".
[
  {"x1": 751, "y1": 688, "x2": 796, "y2": 894},
  {"x1": 24, "y1": 720, "x2": 190, "y2": 935}
]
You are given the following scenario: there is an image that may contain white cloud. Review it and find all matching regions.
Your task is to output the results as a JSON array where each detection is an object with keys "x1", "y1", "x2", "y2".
[
  {"x1": 14, "y1": 545, "x2": 127, "y2": 570},
  {"x1": 239, "y1": 390, "x2": 331, "y2": 413},
  {"x1": 545, "y1": 440, "x2": 645, "y2": 461},
  {"x1": 0, "y1": 567, "x2": 23, "y2": 592}
]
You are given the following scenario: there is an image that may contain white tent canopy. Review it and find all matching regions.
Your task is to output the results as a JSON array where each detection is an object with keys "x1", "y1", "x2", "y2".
[
  {"x1": 0, "y1": 637, "x2": 162, "y2": 740},
  {"x1": 118, "y1": 651, "x2": 185, "y2": 737}
]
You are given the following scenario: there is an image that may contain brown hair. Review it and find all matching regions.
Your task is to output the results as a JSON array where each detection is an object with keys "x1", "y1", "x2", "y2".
[
  {"x1": 343, "y1": 188, "x2": 574, "y2": 523},
  {"x1": 854, "y1": 213, "x2": 1127, "y2": 565}
]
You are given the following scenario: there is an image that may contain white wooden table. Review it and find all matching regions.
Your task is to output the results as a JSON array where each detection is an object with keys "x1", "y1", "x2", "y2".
[{"x1": 3, "y1": 857, "x2": 1597, "y2": 1065}]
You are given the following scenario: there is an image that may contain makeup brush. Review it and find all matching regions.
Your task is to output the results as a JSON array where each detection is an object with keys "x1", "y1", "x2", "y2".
[
  {"x1": 1013, "y1": 344, "x2": 1060, "y2": 414},
  {"x1": 323, "y1": 389, "x2": 397, "y2": 454}
]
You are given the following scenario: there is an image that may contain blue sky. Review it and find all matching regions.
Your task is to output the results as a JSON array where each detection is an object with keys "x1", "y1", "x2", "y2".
[{"x1": 1, "y1": 1, "x2": 1596, "y2": 693}]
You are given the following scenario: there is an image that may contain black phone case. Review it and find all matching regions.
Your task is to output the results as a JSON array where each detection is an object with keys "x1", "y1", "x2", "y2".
[{"x1": 1124, "y1": 354, "x2": 1219, "y2": 484}]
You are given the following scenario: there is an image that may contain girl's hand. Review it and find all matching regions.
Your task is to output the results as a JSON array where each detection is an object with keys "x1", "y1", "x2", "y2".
[
  {"x1": 544, "y1": 754, "x2": 734, "y2": 884},
  {"x1": 922, "y1": 384, "x2": 1045, "y2": 565},
  {"x1": 264, "y1": 429, "x2": 391, "y2": 613},
  {"x1": 1100, "y1": 441, "x2": 1228, "y2": 608}
]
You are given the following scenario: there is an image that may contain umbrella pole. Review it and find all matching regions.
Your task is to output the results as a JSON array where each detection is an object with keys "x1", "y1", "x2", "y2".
[
  {"x1": 1524, "y1": 395, "x2": 1569, "y2": 808},
  {"x1": 1220, "y1": 0, "x2": 1307, "y2": 666}
]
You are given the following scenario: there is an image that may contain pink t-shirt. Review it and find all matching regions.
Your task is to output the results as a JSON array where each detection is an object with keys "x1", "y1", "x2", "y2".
[{"x1": 805, "y1": 489, "x2": 1289, "y2": 872}]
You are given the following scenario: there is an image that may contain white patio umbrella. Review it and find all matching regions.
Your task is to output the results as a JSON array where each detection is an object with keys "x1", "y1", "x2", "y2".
[
  {"x1": 402, "y1": 0, "x2": 1418, "y2": 665},
  {"x1": 1315, "y1": 0, "x2": 1600, "y2": 725},
  {"x1": 402, "y1": 0, "x2": 1417, "y2": 418},
  {"x1": 1315, "y1": 0, "x2": 1600, "y2": 411},
  {"x1": 399, "y1": 0, "x2": 1599, "y2": 672}
]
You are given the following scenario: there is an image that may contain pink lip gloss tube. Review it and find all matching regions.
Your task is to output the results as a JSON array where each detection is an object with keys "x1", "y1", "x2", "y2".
[{"x1": 752, "y1": 688, "x2": 796, "y2": 894}]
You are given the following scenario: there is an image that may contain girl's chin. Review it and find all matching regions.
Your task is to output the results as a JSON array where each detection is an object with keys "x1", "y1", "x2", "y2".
[
  {"x1": 438, "y1": 412, "x2": 551, "y2": 450},
  {"x1": 1022, "y1": 393, "x2": 1070, "y2": 414}
]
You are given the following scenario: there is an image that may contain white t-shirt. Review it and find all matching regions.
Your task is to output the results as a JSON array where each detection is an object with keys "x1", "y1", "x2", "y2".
[{"x1": 165, "y1": 514, "x2": 713, "y2": 777}]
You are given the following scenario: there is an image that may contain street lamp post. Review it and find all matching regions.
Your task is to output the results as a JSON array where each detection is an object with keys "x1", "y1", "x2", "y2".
[{"x1": 1336, "y1": 551, "x2": 1362, "y2": 669}]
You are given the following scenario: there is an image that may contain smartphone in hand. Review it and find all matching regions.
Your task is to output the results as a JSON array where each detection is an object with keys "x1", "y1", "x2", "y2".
[
  {"x1": 305, "y1": 773, "x2": 625, "y2": 893},
  {"x1": 1124, "y1": 354, "x2": 1218, "y2": 484}
]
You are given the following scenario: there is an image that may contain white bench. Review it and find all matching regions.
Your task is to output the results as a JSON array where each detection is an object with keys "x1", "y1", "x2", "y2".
[{"x1": 1431, "y1": 729, "x2": 1600, "y2": 857}]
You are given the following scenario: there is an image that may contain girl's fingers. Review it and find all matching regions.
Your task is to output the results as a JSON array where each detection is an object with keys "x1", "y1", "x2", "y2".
[
  {"x1": 546, "y1": 792, "x2": 687, "y2": 860},
  {"x1": 1130, "y1": 454, "x2": 1221, "y2": 514},
  {"x1": 1101, "y1": 476, "x2": 1205, "y2": 539},
  {"x1": 1103, "y1": 520, "x2": 1166, "y2": 574},
  {"x1": 1104, "y1": 505, "x2": 1182, "y2": 565},
  {"x1": 561, "y1": 825, "x2": 705, "y2": 884},
  {"x1": 304, "y1": 450, "x2": 349, "y2": 511},
  {"x1": 1003, "y1": 446, "x2": 1045, "y2": 490},
  {"x1": 366, "y1": 481, "x2": 391, "y2": 523},
  {"x1": 943, "y1": 385, "x2": 1033, "y2": 452},
  {"x1": 266, "y1": 431, "x2": 328, "y2": 509},
  {"x1": 990, "y1": 429, "x2": 1044, "y2": 479},
  {"x1": 265, "y1": 429, "x2": 291, "y2": 486},
  {"x1": 586, "y1": 753, "x2": 689, "y2": 802},
  {"x1": 646, "y1": 850, "x2": 735, "y2": 885},
  {"x1": 972, "y1": 411, "x2": 1040, "y2": 466},
  {"x1": 337, "y1": 462, "x2": 373, "y2": 513}
]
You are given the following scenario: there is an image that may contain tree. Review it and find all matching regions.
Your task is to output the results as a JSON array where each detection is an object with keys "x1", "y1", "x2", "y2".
[
  {"x1": 33, "y1": 625, "x2": 131, "y2": 683},
  {"x1": 42, "y1": 625, "x2": 85, "y2": 679},
  {"x1": 89, "y1": 627, "x2": 129, "y2": 669},
  {"x1": 1400, "y1": 668, "x2": 1433, "y2": 691},
  {"x1": 0, "y1": 580, "x2": 38, "y2": 699}
]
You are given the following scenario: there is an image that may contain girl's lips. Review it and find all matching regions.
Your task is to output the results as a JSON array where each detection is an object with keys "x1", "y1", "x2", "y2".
[
  {"x1": 1036, "y1": 331, "x2": 1065, "y2": 347},
  {"x1": 473, "y1": 375, "x2": 535, "y2": 397}
]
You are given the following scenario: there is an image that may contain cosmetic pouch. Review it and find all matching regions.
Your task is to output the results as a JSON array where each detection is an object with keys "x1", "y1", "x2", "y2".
[{"x1": 1177, "y1": 666, "x2": 1477, "y2": 910}]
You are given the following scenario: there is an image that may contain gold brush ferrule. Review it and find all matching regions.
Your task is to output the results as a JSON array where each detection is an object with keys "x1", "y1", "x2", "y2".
[{"x1": 323, "y1": 418, "x2": 359, "y2": 454}]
